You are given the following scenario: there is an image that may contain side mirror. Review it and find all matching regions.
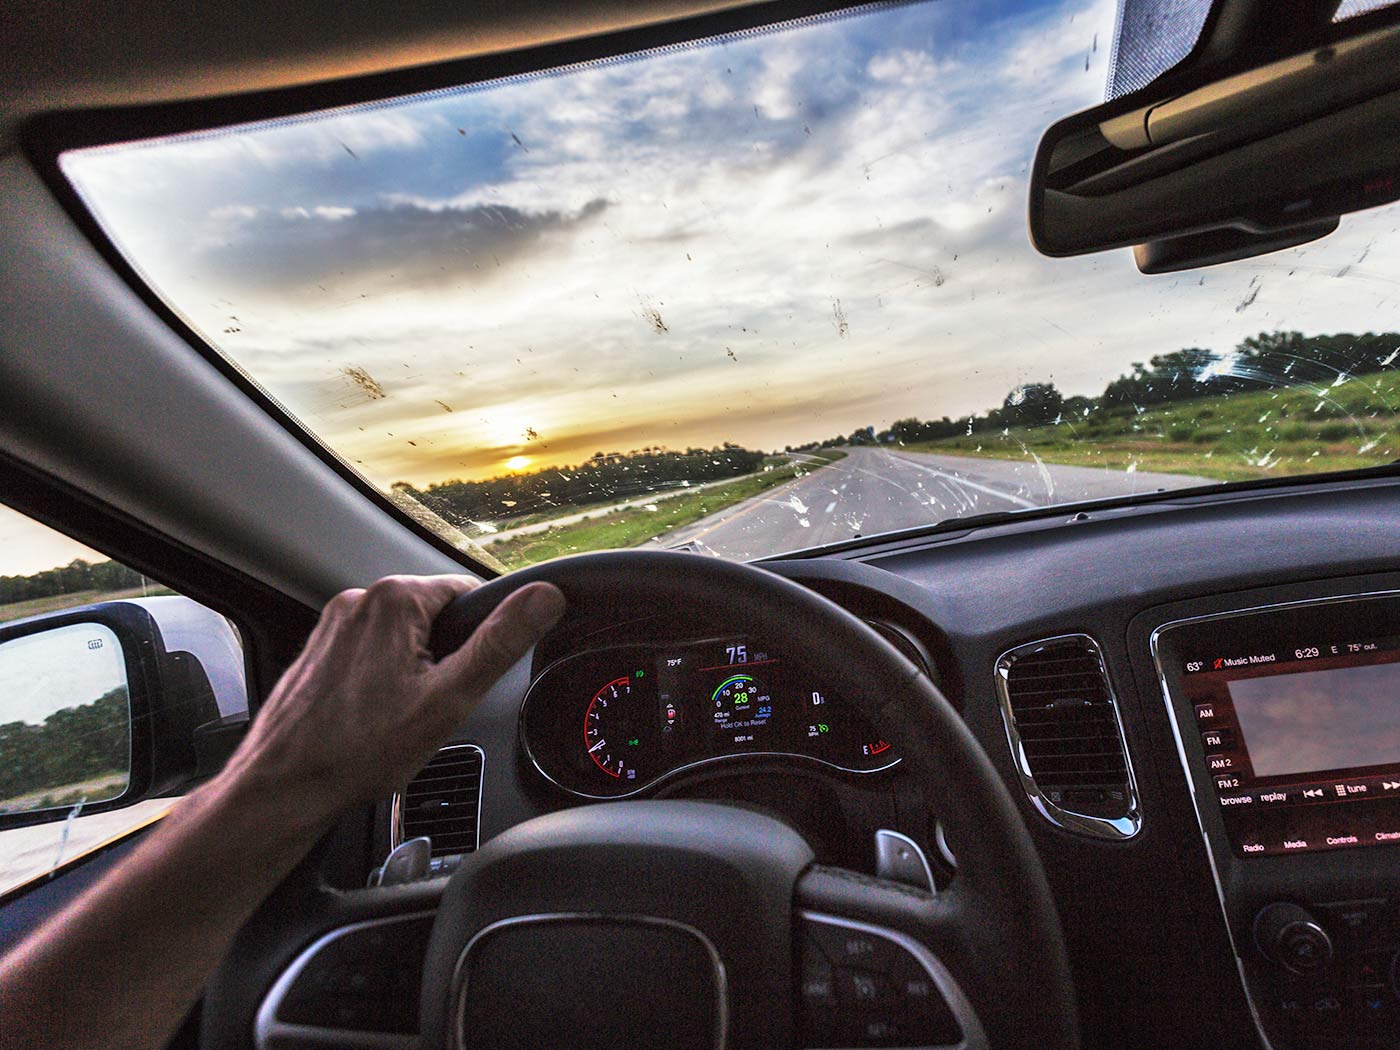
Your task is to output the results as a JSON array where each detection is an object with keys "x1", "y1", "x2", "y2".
[
  {"x1": 1029, "y1": 22, "x2": 1400, "y2": 272},
  {"x1": 0, "y1": 598, "x2": 247, "y2": 830},
  {"x1": 0, "y1": 620, "x2": 133, "y2": 821}
]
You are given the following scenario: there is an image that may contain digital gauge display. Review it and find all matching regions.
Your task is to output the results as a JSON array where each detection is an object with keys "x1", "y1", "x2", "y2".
[{"x1": 521, "y1": 637, "x2": 899, "y2": 797}]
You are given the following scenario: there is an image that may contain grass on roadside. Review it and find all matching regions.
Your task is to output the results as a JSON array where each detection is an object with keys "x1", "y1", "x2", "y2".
[
  {"x1": 489, "y1": 451, "x2": 846, "y2": 568},
  {"x1": 0, "y1": 585, "x2": 174, "y2": 624},
  {"x1": 903, "y1": 372, "x2": 1400, "y2": 482}
]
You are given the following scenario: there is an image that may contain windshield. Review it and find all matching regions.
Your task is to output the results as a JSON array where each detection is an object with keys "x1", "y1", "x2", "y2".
[{"x1": 62, "y1": 0, "x2": 1400, "y2": 570}]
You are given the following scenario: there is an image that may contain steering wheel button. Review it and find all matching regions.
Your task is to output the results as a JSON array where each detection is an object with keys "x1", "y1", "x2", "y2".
[
  {"x1": 836, "y1": 966, "x2": 892, "y2": 1007},
  {"x1": 855, "y1": 1015, "x2": 904, "y2": 1045},
  {"x1": 900, "y1": 974, "x2": 933, "y2": 1000},
  {"x1": 801, "y1": 965, "x2": 837, "y2": 1007},
  {"x1": 805, "y1": 921, "x2": 900, "y2": 972}
]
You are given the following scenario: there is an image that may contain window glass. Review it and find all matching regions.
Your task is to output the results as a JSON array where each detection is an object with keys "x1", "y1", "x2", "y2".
[
  {"x1": 0, "y1": 504, "x2": 247, "y2": 896},
  {"x1": 62, "y1": 0, "x2": 1400, "y2": 568}
]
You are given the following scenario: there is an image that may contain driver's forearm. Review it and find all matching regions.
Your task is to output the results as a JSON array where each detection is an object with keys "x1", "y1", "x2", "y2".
[{"x1": 0, "y1": 765, "x2": 333, "y2": 1050}]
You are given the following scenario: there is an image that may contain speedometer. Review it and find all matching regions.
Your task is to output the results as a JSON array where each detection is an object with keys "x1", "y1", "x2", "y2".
[{"x1": 583, "y1": 676, "x2": 643, "y2": 780}]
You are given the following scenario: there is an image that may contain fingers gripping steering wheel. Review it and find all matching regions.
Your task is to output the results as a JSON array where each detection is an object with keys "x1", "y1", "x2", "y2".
[{"x1": 416, "y1": 552, "x2": 1078, "y2": 1050}]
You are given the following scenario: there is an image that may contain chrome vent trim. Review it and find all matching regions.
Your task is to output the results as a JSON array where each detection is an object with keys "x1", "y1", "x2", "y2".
[
  {"x1": 391, "y1": 743, "x2": 483, "y2": 857},
  {"x1": 995, "y1": 634, "x2": 1141, "y2": 840}
]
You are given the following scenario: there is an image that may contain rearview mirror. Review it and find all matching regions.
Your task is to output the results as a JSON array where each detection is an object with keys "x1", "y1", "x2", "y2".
[
  {"x1": 1029, "y1": 22, "x2": 1400, "y2": 272},
  {"x1": 0, "y1": 622, "x2": 133, "y2": 817}
]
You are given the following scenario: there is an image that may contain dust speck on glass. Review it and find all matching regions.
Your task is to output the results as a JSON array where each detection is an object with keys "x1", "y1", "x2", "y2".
[{"x1": 61, "y1": 0, "x2": 1400, "y2": 569}]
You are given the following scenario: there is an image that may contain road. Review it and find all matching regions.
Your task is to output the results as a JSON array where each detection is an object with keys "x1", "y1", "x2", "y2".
[{"x1": 654, "y1": 447, "x2": 1212, "y2": 560}]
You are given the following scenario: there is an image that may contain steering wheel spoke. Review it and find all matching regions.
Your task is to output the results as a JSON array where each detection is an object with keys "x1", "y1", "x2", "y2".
[
  {"x1": 209, "y1": 551, "x2": 1077, "y2": 1050},
  {"x1": 794, "y1": 866, "x2": 986, "y2": 1050}
]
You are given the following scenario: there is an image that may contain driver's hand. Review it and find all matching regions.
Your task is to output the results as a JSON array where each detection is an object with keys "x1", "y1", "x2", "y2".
[{"x1": 223, "y1": 575, "x2": 564, "y2": 824}]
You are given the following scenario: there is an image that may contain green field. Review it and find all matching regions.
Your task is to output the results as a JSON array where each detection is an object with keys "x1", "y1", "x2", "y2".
[
  {"x1": 0, "y1": 584, "x2": 174, "y2": 624},
  {"x1": 904, "y1": 372, "x2": 1400, "y2": 482},
  {"x1": 488, "y1": 452, "x2": 846, "y2": 568},
  {"x1": 0, "y1": 772, "x2": 129, "y2": 816}
]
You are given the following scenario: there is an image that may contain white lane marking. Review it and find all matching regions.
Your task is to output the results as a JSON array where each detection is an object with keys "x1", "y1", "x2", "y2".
[
  {"x1": 886, "y1": 452, "x2": 1038, "y2": 510},
  {"x1": 823, "y1": 501, "x2": 837, "y2": 514}
]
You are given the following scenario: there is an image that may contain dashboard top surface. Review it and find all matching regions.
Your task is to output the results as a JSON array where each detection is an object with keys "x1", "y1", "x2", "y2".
[{"x1": 434, "y1": 475, "x2": 1400, "y2": 1050}]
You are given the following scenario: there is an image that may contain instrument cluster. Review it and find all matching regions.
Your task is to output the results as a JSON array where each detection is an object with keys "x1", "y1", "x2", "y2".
[{"x1": 520, "y1": 636, "x2": 900, "y2": 798}]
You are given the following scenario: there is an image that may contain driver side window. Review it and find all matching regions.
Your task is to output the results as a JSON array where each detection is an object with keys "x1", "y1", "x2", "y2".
[{"x1": 0, "y1": 503, "x2": 248, "y2": 897}]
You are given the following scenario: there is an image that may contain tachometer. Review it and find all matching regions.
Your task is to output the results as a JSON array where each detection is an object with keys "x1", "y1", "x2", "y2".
[{"x1": 583, "y1": 676, "x2": 643, "y2": 780}]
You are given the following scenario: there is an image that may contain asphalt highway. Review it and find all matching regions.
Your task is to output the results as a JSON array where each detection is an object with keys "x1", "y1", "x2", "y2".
[{"x1": 654, "y1": 446, "x2": 1213, "y2": 560}]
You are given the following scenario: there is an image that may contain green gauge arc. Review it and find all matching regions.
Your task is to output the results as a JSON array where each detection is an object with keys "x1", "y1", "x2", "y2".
[{"x1": 711, "y1": 675, "x2": 755, "y2": 703}]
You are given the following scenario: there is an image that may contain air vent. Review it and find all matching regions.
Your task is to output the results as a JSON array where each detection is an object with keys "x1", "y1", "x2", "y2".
[
  {"x1": 995, "y1": 635, "x2": 1140, "y2": 840},
  {"x1": 394, "y1": 744, "x2": 483, "y2": 857}
]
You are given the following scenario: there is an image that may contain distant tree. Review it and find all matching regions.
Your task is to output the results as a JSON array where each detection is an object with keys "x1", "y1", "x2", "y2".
[
  {"x1": 0, "y1": 686, "x2": 130, "y2": 803},
  {"x1": 1002, "y1": 383, "x2": 1064, "y2": 426},
  {"x1": 396, "y1": 445, "x2": 771, "y2": 527}
]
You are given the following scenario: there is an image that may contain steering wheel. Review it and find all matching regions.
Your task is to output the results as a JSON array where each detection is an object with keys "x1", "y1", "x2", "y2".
[{"x1": 208, "y1": 551, "x2": 1079, "y2": 1050}]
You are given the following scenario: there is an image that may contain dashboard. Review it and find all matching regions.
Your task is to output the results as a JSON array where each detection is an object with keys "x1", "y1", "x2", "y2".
[
  {"x1": 520, "y1": 635, "x2": 898, "y2": 798},
  {"x1": 377, "y1": 474, "x2": 1400, "y2": 1050}
]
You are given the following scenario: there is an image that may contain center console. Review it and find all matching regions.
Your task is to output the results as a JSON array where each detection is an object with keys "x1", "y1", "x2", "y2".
[{"x1": 1153, "y1": 589, "x2": 1400, "y2": 1050}]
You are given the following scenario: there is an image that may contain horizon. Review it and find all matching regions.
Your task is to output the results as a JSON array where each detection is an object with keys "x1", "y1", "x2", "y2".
[
  {"x1": 8, "y1": 0, "x2": 1396, "y2": 574},
  {"x1": 62, "y1": 0, "x2": 1400, "y2": 488}
]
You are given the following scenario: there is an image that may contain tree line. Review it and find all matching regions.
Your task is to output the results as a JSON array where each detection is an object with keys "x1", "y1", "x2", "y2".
[
  {"x1": 0, "y1": 687, "x2": 129, "y2": 808},
  {"x1": 0, "y1": 559, "x2": 147, "y2": 608},
  {"x1": 786, "y1": 330, "x2": 1400, "y2": 449},
  {"x1": 394, "y1": 444, "x2": 769, "y2": 528}
]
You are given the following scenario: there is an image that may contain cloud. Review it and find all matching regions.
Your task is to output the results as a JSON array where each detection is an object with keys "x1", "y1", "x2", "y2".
[
  {"x1": 191, "y1": 197, "x2": 610, "y2": 296},
  {"x1": 63, "y1": 0, "x2": 1400, "y2": 498}
]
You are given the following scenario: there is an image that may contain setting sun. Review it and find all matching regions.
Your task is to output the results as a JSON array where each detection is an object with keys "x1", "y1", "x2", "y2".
[{"x1": 504, "y1": 455, "x2": 532, "y2": 472}]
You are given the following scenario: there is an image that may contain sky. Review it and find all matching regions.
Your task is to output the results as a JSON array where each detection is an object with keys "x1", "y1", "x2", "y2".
[
  {"x1": 0, "y1": 623, "x2": 127, "y2": 726},
  {"x1": 1228, "y1": 660, "x2": 1400, "y2": 778},
  {"x1": 9, "y1": 0, "x2": 1396, "y2": 573},
  {"x1": 0, "y1": 508, "x2": 107, "y2": 579}
]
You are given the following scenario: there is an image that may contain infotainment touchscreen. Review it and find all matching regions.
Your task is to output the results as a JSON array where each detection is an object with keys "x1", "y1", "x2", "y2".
[{"x1": 1173, "y1": 628, "x2": 1400, "y2": 857}]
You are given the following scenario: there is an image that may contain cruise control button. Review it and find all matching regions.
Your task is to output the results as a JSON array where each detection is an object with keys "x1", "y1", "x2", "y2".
[
  {"x1": 852, "y1": 1013, "x2": 907, "y2": 1046},
  {"x1": 798, "y1": 926, "x2": 840, "y2": 1009},
  {"x1": 835, "y1": 966, "x2": 893, "y2": 1007},
  {"x1": 804, "y1": 922, "x2": 902, "y2": 972},
  {"x1": 800, "y1": 961, "x2": 837, "y2": 1006},
  {"x1": 891, "y1": 950, "x2": 962, "y2": 1044}
]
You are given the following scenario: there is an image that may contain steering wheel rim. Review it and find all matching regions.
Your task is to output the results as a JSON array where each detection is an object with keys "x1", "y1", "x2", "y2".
[{"x1": 419, "y1": 550, "x2": 1078, "y2": 1050}]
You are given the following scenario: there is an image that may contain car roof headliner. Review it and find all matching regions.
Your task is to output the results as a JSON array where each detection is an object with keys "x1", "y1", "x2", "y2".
[{"x1": 1, "y1": 0, "x2": 781, "y2": 149}]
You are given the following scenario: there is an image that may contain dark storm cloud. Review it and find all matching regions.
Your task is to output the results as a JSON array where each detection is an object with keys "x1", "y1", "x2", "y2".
[{"x1": 202, "y1": 197, "x2": 610, "y2": 295}]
